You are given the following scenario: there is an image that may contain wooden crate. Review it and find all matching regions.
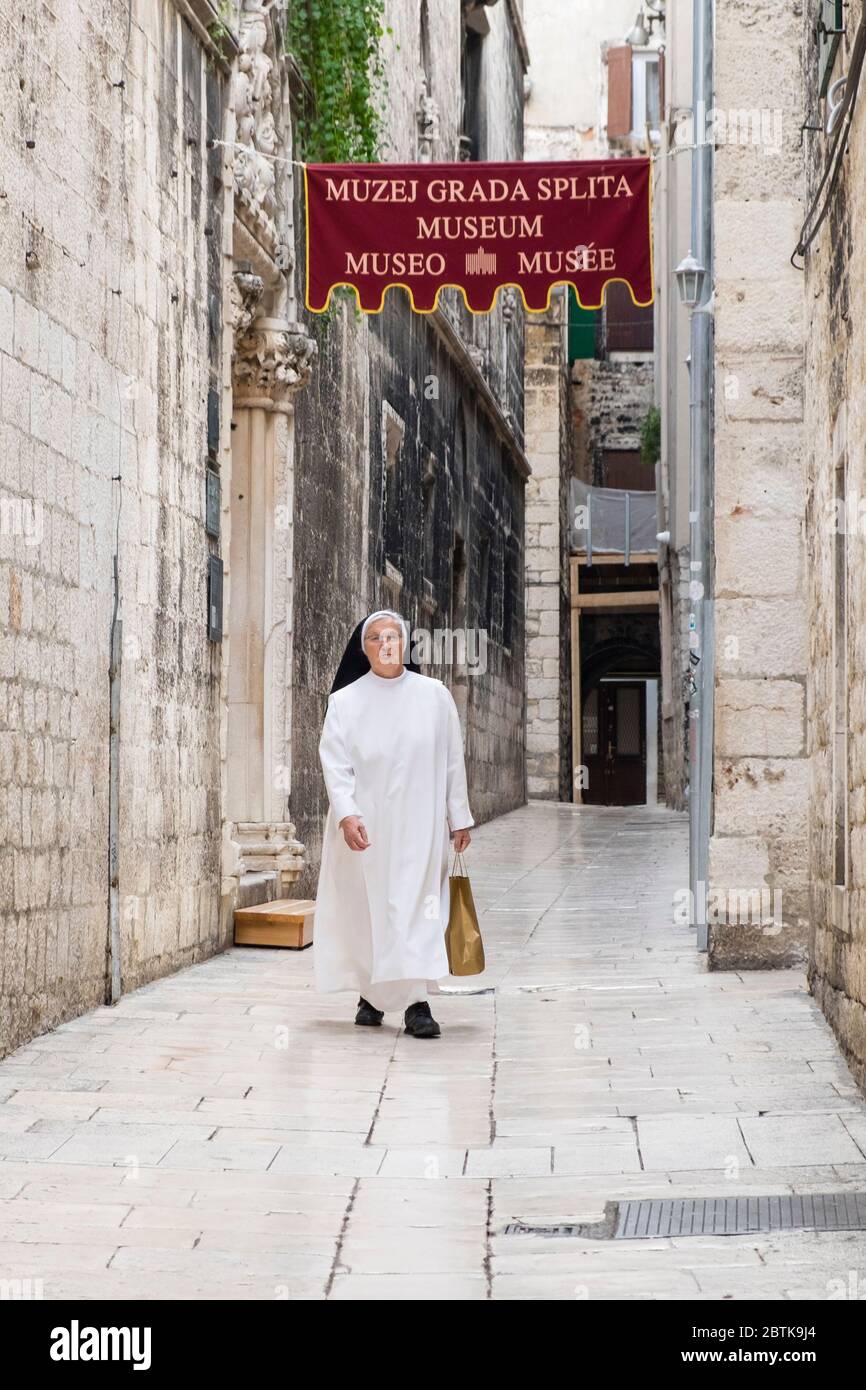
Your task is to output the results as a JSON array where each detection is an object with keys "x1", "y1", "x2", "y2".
[{"x1": 233, "y1": 898, "x2": 315, "y2": 949}]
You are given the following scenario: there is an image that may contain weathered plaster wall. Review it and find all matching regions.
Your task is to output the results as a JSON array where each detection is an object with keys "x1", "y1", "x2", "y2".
[{"x1": 522, "y1": 0, "x2": 642, "y2": 159}]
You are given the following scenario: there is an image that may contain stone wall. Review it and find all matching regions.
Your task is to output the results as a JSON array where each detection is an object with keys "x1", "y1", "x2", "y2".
[
  {"x1": 803, "y1": 0, "x2": 866, "y2": 1088},
  {"x1": 708, "y1": 0, "x2": 808, "y2": 969},
  {"x1": 290, "y1": 0, "x2": 529, "y2": 889},
  {"x1": 658, "y1": 545, "x2": 690, "y2": 810},
  {"x1": 0, "y1": 0, "x2": 227, "y2": 1054},
  {"x1": 570, "y1": 357, "x2": 654, "y2": 485},
  {"x1": 523, "y1": 0, "x2": 657, "y2": 804},
  {"x1": 653, "y1": 0, "x2": 693, "y2": 814},
  {"x1": 523, "y1": 296, "x2": 571, "y2": 799},
  {"x1": 0, "y1": 0, "x2": 530, "y2": 1053}
]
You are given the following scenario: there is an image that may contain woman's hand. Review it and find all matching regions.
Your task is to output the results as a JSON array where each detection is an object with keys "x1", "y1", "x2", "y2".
[
  {"x1": 340, "y1": 815, "x2": 370, "y2": 851},
  {"x1": 451, "y1": 827, "x2": 472, "y2": 853}
]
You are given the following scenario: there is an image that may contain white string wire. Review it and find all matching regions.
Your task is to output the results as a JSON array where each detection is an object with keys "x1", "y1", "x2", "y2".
[
  {"x1": 214, "y1": 134, "x2": 689, "y2": 171},
  {"x1": 650, "y1": 141, "x2": 697, "y2": 165},
  {"x1": 213, "y1": 137, "x2": 307, "y2": 167}
]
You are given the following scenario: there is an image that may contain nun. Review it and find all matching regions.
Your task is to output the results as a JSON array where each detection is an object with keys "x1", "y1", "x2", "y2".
[{"x1": 314, "y1": 610, "x2": 474, "y2": 1038}]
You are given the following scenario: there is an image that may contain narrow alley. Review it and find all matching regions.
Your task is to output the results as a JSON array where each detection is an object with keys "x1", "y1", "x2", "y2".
[{"x1": 1, "y1": 802, "x2": 864, "y2": 1301}]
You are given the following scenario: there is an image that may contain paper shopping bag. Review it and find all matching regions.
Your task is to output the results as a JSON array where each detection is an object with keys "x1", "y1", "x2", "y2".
[{"x1": 446, "y1": 850, "x2": 485, "y2": 976}]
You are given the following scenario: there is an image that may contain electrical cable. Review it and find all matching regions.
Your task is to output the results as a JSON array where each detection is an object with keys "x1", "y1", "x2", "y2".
[{"x1": 794, "y1": 12, "x2": 866, "y2": 258}]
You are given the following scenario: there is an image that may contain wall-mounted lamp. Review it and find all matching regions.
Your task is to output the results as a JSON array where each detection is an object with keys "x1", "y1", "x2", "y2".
[
  {"x1": 674, "y1": 250, "x2": 706, "y2": 308},
  {"x1": 626, "y1": 2, "x2": 666, "y2": 46},
  {"x1": 625, "y1": 12, "x2": 650, "y2": 46}
]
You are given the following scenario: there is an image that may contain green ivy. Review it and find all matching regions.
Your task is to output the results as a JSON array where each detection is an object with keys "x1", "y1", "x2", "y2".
[
  {"x1": 287, "y1": 0, "x2": 391, "y2": 164},
  {"x1": 207, "y1": 0, "x2": 237, "y2": 69},
  {"x1": 641, "y1": 405, "x2": 661, "y2": 467}
]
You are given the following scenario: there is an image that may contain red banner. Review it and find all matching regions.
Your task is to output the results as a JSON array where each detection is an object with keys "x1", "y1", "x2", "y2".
[{"x1": 304, "y1": 158, "x2": 653, "y2": 316}]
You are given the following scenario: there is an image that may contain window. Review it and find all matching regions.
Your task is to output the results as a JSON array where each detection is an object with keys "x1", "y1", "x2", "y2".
[
  {"x1": 631, "y1": 51, "x2": 660, "y2": 140},
  {"x1": 420, "y1": 0, "x2": 431, "y2": 77},
  {"x1": 421, "y1": 452, "x2": 436, "y2": 581},
  {"x1": 602, "y1": 282, "x2": 653, "y2": 354},
  {"x1": 600, "y1": 449, "x2": 655, "y2": 492},
  {"x1": 606, "y1": 44, "x2": 662, "y2": 144},
  {"x1": 478, "y1": 533, "x2": 492, "y2": 634},
  {"x1": 568, "y1": 288, "x2": 598, "y2": 362},
  {"x1": 502, "y1": 545, "x2": 516, "y2": 650},
  {"x1": 453, "y1": 402, "x2": 469, "y2": 499},
  {"x1": 607, "y1": 45, "x2": 632, "y2": 139},
  {"x1": 819, "y1": 0, "x2": 845, "y2": 98},
  {"x1": 582, "y1": 688, "x2": 599, "y2": 757},
  {"x1": 616, "y1": 687, "x2": 642, "y2": 756},
  {"x1": 460, "y1": 20, "x2": 485, "y2": 159},
  {"x1": 451, "y1": 534, "x2": 467, "y2": 637},
  {"x1": 382, "y1": 404, "x2": 405, "y2": 574}
]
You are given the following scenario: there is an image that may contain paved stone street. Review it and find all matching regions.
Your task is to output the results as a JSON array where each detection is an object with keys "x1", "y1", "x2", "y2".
[{"x1": 1, "y1": 802, "x2": 865, "y2": 1301}]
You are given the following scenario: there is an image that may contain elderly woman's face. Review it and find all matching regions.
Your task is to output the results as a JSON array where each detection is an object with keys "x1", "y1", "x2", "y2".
[{"x1": 363, "y1": 618, "x2": 404, "y2": 676}]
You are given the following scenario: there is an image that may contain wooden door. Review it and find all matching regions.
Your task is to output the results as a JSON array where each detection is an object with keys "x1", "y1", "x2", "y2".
[{"x1": 582, "y1": 681, "x2": 647, "y2": 806}]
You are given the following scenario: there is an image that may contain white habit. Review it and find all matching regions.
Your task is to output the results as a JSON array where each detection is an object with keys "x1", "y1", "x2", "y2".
[{"x1": 314, "y1": 668, "x2": 474, "y2": 1012}]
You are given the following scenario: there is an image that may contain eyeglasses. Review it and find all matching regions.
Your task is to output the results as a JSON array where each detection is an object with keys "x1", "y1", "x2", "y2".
[{"x1": 364, "y1": 630, "x2": 402, "y2": 645}]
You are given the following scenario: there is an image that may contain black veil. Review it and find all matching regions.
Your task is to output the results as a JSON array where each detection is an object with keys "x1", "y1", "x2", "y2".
[{"x1": 329, "y1": 613, "x2": 421, "y2": 695}]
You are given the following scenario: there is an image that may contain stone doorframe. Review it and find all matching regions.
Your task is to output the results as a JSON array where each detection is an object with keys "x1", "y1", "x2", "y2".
[{"x1": 216, "y1": 2, "x2": 317, "y2": 910}]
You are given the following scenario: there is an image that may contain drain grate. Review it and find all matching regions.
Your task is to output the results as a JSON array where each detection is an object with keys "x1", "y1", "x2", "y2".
[
  {"x1": 615, "y1": 1193, "x2": 866, "y2": 1239},
  {"x1": 504, "y1": 1192, "x2": 866, "y2": 1241}
]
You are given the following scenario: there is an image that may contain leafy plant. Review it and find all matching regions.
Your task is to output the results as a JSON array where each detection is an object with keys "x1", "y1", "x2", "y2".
[
  {"x1": 641, "y1": 405, "x2": 661, "y2": 467},
  {"x1": 287, "y1": 0, "x2": 391, "y2": 164},
  {"x1": 207, "y1": 0, "x2": 238, "y2": 69}
]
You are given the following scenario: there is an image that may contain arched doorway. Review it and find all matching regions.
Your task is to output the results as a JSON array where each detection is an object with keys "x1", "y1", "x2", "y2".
[{"x1": 580, "y1": 634, "x2": 660, "y2": 807}]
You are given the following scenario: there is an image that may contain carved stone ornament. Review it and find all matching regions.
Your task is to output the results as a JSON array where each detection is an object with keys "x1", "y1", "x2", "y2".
[
  {"x1": 229, "y1": 268, "x2": 265, "y2": 337},
  {"x1": 232, "y1": 0, "x2": 293, "y2": 267},
  {"x1": 416, "y1": 78, "x2": 440, "y2": 162},
  {"x1": 233, "y1": 317, "x2": 318, "y2": 401},
  {"x1": 467, "y1": 343, "x2": 487, "y2": 373},
  {"x1": 234, "y1": 820, "x2": 305, "y2": 892}
]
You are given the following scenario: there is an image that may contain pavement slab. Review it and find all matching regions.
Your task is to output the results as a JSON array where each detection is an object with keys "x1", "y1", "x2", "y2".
[{"x1": 1, "y1": 803, "x2": 865, "y2": 1300}]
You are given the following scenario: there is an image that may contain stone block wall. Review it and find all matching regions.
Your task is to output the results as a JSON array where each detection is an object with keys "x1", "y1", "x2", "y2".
[
  {"x1": 570, "y1": 357, "x2": 654, "y2": 483},
  {"x1": 0, "y1": 0, "x2": 226, "y2": 1054},
  {"x1": 523, "y1": 296, "x2": 572, "y2": 799},
  {"x1": 0, "y1": 0, "x2": 531, "y2": 1050},
  {"x1": 708, "y1": 0, "x2": 809, "y2": 969},
  {"x1": 803, "y1": 0, "x2": 866, "y2": 1088},
  {"x1": 290, "y1": 0, "x2": 528, "y2": 890}
]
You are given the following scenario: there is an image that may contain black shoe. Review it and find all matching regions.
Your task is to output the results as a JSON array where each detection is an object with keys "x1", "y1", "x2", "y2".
[
  {"x1": 404, "y1": 1001, "x2": 441, "y2": 1038},
  {"x1": 355, "y1": 996, "x2": 384, "y2": 1027}
]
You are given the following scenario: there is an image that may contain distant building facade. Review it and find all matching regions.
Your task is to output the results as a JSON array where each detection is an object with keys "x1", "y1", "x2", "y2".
[{"x1": 523, "y1": 0, "x2": 665, "y2": 809}]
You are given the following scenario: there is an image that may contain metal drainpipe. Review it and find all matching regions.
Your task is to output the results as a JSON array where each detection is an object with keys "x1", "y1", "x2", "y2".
[{"x1": 689, "y1": 0, "x2": 715, "y2": 952}]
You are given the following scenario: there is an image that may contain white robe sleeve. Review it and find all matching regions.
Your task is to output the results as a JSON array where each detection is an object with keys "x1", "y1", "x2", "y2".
[
  {"x1": 319, "y1": 694, "x2": 364, "y2": 825},
  {"x1": 444, "y1": 687, "x2": 475, "y2": 832}
]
